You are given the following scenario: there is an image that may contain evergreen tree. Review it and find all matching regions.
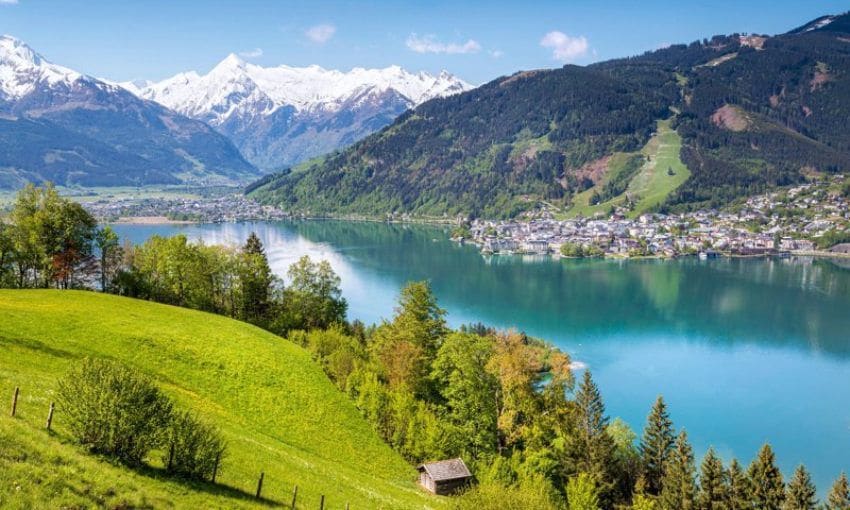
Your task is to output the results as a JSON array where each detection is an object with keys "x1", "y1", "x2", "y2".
[
  {"x1": 698, "y1": 447, "x2": 727, "y2": 510},
  {"x1": 747, "y1": 444, "x2": 785, "y2": 510},
  {"x1": 659, "y1": 430, "x2": 697, "y2": 510},
  {"x1": 783, "y1": 465, "x2": 817, "y2": 510},
  {"x1": 239, "y1": 232, "x2": 274, "y2": 324},
  {"x1": 571, "y1": 371, "x2": 616, "y2": 501},
  {"x1": 640, "y1": 396, "x2": 675, "y2": 495},
  {"x1": 825, "y1": 472, "x2": 850, "y2": 510},
  {"x1": 725, "y1": 458, "x2": 749, "y2": 510}
]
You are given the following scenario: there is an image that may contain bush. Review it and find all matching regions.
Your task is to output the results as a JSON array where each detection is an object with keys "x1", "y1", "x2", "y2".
[
  {"x1": 57, "y1": 358, "x2": 173, "y2": 464},
  {"x1": 164, "y1": 410, "x2": 226, "y2": 480}
]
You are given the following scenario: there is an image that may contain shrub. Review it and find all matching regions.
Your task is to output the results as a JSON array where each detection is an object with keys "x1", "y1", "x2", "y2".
[
  {"x1": 164, "y1": 410, "x2": 226, "y2": 480},
  {"x1": 57, "y1": 358, "x2": 172, "y2": 464}
]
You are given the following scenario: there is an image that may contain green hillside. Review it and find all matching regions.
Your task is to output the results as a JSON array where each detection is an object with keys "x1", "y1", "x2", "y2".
[
  {"x1": 567, "y1": 119, "x2": 691, "y2": 218},
  {"x1": 0, "y1": 290, "x2": 441, "y2": 509},
  {"x1": 250, "y1": 12, "x2": 850, "y2": 218}
]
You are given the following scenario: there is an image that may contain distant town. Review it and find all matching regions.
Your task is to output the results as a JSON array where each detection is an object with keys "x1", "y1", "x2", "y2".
[
  {"x1": 82, "y1": 193, "x2": 289, "y2": 224},
  {"x1": 460, "y1": 176, "x2": 850, "y2": 259}
]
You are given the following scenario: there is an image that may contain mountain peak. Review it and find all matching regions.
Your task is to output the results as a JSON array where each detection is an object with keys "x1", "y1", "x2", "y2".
[
  {"x1": 214, "y1": 53, "x2": 248, "y2": 72},
  {"x1": 0, "y1": 34, "x2": 82, "y2": 99},
  {"x1": 0, "y1": 34, "x2": 44, "y2": 66}
]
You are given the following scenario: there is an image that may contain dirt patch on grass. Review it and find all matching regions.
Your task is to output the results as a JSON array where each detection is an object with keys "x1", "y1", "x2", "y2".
[
  {"x1": 811, "y1": 63, "x2": 831, "y2": 92},
  {"x1": 500, "y1": 70, "x2": 544, "y2": 87},
  {"x1": 739, "y1": 35, "x2": 767, "y2": 50},
  {"x1": 573, "y1": 155, "x2": 613, "y2": 185},
  {"x1": 711, "y1": 105, "x2": 749, "y2": 132}
]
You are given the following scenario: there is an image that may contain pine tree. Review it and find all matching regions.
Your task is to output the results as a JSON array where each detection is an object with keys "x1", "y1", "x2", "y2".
[
  {"x1": 825, "y1": 472, "x2": 850, "y2": 510},
  {"x1": 747, "y1": 444, "x2": 785, "y2": 510},
  {"x1": 640, "y1": 396, "x2": 675, "y2": 495},
  {"x1": 726, "y1": 459, "x2": 749, "y2": 510},
  {"x1": 239, "y1": 232, "x2": 273, "y2": 324},
  {"x1": 783, "y1": 465, "x2": 817, "y2": 510},
  {"x1": 698, "y1": 447, "x2": 727, "y2": 510},
  {"x1": 571, "y1": 371, "x2": 616, "y2": 500},
  {"x1": 659, "y1": 430, "x2": 697, "y2": 510},
  {"x1": 243, "y1": 232, "x2": 265, "y2": 255}
]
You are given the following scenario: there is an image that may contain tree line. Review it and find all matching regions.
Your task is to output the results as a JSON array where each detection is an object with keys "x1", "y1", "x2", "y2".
[
  {"x1": 291, "y1": 282, "x2": 849, "y2": 510},
  {"x1": 0, "y1": 184, "x2": 347, "y2": 335}
]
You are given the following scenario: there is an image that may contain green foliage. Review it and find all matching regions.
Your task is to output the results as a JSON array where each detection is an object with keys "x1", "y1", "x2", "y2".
[
  {"x1": 632, "y1": 493, "x2": 659, "y2": 510},
  {"x1": 815, "y1": 228, "x2": 850, "y2": 249},
  {"x1": 559, "y1": 242, "x2": 601, "y2": 258},
  {"x1": 5, "y1": 183, "x2": 99, "y2": 289},
  {"x1": 57, "y1": 358, "x2": 173, "y2": 465},
  {"x1": 726, "y1": 459, "x2": 749, "y2": 510},
  {"x1": 569, "y1": 371, "x2": 616, "y2": 499},
  {"x1": 566, "y1": 472, "x2": 601, "y2": 510},
  {"x1": 273, "y1": 255, "x2": 348, "y2": 332},
  {"x1": 452, "y1": 475, "x2": 564, "y2": 510},
  {"x1": 431, "y1": 332, "x2": 500, "y2": 458},
  {"x1": 783, "y1": 465, "x2": 817, "y2": 510},
  {"x1": 747, "y1": 444, "x2": 785, "y2": 510},
  {"x1": 659, "y1": 430, "x2": 696, "y2": 510},
  {"x1": 640, "y1": 396, "x2": 675, "y2": 495},
  {"x1": 697, "y1": 447, "x2": 726, "y2": 510},
  {"x1": 164, "y1": 410, "x2": 226, "y2": 481},
  {"x1": 825, "y1": 472, "x2": 850, "y2": 510}
]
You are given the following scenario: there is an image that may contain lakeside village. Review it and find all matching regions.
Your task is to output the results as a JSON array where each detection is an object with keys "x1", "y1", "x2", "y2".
[
  {"x1": 459, "y1": 178, "x2": 850, "y2": 259},
  {"x1": 81, "y1": 193, "x2": 289, "y2": 224}
]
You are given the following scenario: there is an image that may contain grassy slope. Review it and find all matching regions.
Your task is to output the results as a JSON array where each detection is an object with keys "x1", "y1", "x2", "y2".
[
  {"x1": 565, "y1": 119, "x2": 691, "y2": 218},
  {"x1": 0, "y1": 290, "x2": 440, "y2": 510}
]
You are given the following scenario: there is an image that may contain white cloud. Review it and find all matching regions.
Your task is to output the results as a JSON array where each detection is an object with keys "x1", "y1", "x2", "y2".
[
  {"x1": 540, "y1": 31, "x2": 589, "y2": 62},
  {"x1": 405, "y1": 34, "x2": 481, "y2": 55},
  {"x1": 305, "y1": 24, "x2": 336, "y2": 44},
  {"x1": 489, "y1": 49, "x2": 504, "y2": 59},
  {"x1": 0, "y1": 0, "x2": 19, "y2": 5},
  {"x1": 239, "y1": 48, "x2": 263, "y2": 58}
]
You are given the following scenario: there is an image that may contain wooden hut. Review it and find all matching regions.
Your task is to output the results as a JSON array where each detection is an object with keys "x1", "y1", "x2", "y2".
[{"x1": 416, "y1": 458, "x2": 472, "y2": 495}]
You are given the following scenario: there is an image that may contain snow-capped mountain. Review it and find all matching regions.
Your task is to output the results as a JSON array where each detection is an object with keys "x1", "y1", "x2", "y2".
[
  {"x1": 119, "y1": 54, "x2": 472, "y2": 169},
  {"x1": 0, "y1": 35, "x2": 257, "y2": 189}
]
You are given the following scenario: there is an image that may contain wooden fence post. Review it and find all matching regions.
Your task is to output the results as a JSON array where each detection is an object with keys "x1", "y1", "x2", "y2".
[
  {"x1": 319, "y1": 494, "x2": 324, "y2": 510},
  {"x1": 291, "y1": 485, "x2": 298, "y2": 509},
  {"x1": 211, "y1": 452, "x2": 221, "y2": 483},
  {"x1": 10, "y1": 387, "x2": 19, "y2": 417},
  {"x1": 167, "y1": 443, "x2": 175, "y2": 471},
  {"x1": 46, "y1": 402, "x2": 55, "y2": 430},
  {"x1": 256, "y1": 472, "x2": 264, "y2": 499}
]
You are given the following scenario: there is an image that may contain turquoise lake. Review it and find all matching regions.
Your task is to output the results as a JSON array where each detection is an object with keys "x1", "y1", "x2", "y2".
[{"x1": 113, "y1": 220, "x2": 850, "y2": 492}]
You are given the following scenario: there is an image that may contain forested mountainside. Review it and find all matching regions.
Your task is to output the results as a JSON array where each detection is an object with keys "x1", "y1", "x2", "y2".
[
  {"x1": 250, "y1": 13, "x2": 850, "y2": 218},
  {"x1": 0, "y1": 36, "x2": 258, "y2": 189}
]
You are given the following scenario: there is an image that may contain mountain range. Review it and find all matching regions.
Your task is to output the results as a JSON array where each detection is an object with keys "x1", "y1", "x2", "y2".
[
  {"x1": 0, "y1": 35, "x2": 257, "y2": 189},
  {"x1": 115, "y1": 56, "x2": 471, "y2": 170},
  {"x1": 250, "y1": 13, "x2": 850, "y2": 218}
]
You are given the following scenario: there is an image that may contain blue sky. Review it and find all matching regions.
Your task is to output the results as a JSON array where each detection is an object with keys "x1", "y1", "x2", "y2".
[{"x1": 3, "y1": 0, "x2": 849, "y2": 84}]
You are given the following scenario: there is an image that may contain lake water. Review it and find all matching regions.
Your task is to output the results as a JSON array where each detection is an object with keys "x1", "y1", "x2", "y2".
[{"x1": 113, "y1": 220, "x2": 850, "y2": 492}]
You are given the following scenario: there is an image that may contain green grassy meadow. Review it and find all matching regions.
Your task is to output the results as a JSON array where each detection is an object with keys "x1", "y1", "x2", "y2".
[
  {"x1": 565, "y1": 119, "x2": 691, "y2": 218},
  {"x1": 0, "y1": 290, "x2": 442, "y2": 509}
]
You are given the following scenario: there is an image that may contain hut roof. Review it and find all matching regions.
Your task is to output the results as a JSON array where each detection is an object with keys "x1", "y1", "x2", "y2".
[{"x1": 416, "y1": 458, "x2": 471, "y2": 482}]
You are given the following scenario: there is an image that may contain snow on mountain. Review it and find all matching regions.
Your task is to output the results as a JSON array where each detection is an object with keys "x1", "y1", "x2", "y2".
[
  {"x1": 117, "y1": 55, "x2": 472, "y2": 169},
  {"x1": 132, "y1": 54, "x2": 471, "y2": 120},
  {"x1": 0, "y1": 35, "x2": 88, "y2": 100},
  {"x1": 0, "y1": 35, "x2": 257, "y2": 188}
]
